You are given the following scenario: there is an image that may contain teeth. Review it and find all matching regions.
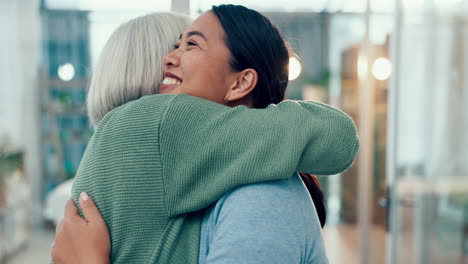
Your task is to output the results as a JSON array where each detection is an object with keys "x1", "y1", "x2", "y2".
[{"x1": 162, "y1": 77, "x2": 181, "y2": 85}]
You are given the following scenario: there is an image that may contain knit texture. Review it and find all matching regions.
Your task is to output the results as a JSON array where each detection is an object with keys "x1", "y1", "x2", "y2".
[{"x1": 71, "y1": 94, "x2": 359, "y2": 264}]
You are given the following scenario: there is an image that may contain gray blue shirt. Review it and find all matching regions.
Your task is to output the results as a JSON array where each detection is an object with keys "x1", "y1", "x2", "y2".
[{"x1": 199, "y1": 173, "x2": 329, "y2": 264}]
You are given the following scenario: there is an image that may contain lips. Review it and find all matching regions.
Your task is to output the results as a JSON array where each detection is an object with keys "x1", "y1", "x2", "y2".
[{"x1": 160, "y1": 73, "x2": 182, "y2": 93}]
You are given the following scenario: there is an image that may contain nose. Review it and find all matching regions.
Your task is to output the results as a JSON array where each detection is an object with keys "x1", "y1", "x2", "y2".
[{"x1": 163, "y1": 48, "x2": 180, "y2": 68}]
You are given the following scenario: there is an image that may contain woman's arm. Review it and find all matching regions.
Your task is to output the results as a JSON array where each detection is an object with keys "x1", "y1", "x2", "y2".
[
  {"x1": 51, "y1": 193, "x2": 110, "y2": 264},
  {"x1": 160, "y1": 94, "x2": 359, "y2": 216}
]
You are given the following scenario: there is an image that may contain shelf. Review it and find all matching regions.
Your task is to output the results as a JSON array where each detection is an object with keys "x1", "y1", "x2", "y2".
[
  {"x1": 43, "y1": 79, "x2": 89, "y2": 88},
  {"x1": 42, "y1": 104, "x2": 86, "y2": 115}
]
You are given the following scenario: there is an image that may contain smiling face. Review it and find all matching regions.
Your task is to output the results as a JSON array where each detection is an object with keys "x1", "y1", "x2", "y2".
[{"x1": 161, "y1": 11, "x2": 238, "y2": 104}]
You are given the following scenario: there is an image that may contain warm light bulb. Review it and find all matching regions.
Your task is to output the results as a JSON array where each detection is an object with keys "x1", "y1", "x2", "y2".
[{"x1": 372, "y1": 57, "x2": 392, "y2": 81}]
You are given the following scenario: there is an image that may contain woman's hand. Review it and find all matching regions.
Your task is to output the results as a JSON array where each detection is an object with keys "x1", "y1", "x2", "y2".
[{"x1": 51, "y1": 192, "x2": 111, "y2": 264}]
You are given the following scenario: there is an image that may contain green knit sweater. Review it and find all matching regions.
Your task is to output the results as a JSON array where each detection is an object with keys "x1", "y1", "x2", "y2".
[{"x1": 71, "y1": 94, "x2": 359, "y2": 264}]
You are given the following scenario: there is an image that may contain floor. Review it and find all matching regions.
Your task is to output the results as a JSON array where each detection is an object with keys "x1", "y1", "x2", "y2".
[
  {"x1": 4, "y1": 228, "x2": 54, "y2": 264},
  {"x1": 323, "y1": 224, "x2": 386, "y2": 264},
  {"x1": 6, "y1": 224, "x2": 384, "y2": 264}
]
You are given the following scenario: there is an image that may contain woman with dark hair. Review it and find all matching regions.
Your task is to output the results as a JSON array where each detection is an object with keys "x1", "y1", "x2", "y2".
[
  {"x1": 209, "y1": 3, "x2": 327, "y2": 225},
  {"x1": 166, "y1": 5, "x2": 330, "y2": 263},
  {"x1": 52, "y1": 5, "x2": 357, "y2": 264}
]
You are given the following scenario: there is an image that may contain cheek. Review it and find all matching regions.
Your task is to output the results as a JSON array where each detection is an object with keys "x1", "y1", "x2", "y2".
[
  {"x1": 179, "y1": 53, "x2": 230, "y2": 104},
  {"x1": 201, "y1": 60, "x2": 230, "y2": 93}
]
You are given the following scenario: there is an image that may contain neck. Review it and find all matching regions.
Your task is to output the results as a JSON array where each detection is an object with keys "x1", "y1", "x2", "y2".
[{"x1": 228, "y1": 96, "x2": 254, "y2": 108}]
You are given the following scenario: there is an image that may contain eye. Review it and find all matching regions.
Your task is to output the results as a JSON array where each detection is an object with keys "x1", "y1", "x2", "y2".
[
  {"x1": 186, "y1": 40, "x2": 199, "y2": 49},
  {"x1": 173, "y1": 40, "x2": 182, "y2": 50}
]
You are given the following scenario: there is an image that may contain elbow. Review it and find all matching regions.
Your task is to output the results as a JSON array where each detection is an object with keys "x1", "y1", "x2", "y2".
[
  {"x1": 319, "y1": 112, "x2": 360, "y2": 175},
  {"x1": 299, "y1": 104, "x2": 360, "y2": 176},
  {"x1": 341, "y1": 133, "x2": 360, "y2": 172},
  {"x1": 334, "y1": 113, "x2": 360, "y2": 173}
]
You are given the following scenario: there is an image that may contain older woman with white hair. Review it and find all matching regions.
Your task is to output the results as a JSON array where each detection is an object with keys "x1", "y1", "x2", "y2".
[
  {"x1": 52, "y1": 7, "x2": 358, "y2": 264},
  {"x1": 87, "y1": 12, "x2": 191, "y2": 126},
  {"x1": 44, "y1": 11, "x2": 191, "y2": 227}
]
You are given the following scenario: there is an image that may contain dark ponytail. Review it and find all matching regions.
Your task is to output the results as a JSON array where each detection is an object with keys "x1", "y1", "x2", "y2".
[
  {"x1": 212, "y1": 4, "x2": 327, "y2": 228},
  {"x1": 299, "y1": 173, "x2": 326, "y2": 227}
]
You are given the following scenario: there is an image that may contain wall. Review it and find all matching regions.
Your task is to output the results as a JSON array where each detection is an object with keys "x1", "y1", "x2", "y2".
[{"x1": 0, "y1": 0, "x2": 42, "y2": 224}]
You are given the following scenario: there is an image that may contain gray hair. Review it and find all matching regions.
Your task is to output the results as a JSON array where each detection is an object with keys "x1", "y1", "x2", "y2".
[{"x1": 87, "y1": 12, "x2": 191, "y2": 127}]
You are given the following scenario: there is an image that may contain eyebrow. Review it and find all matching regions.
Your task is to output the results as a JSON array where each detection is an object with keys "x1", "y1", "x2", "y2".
[{"x1": 185, "y1": 31, "x2": 208, "y2": 41}]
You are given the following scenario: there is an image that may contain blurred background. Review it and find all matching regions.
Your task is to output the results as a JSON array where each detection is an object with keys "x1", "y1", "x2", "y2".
[{"x1": 0, "y1": 0, "x2": 467, "y2": 263}]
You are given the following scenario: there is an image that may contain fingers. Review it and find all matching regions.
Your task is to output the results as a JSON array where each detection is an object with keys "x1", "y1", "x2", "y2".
[
  {"x1": 64, "y1": 198, "x2": 79, "y2": 220},
  {"x1": 55, "y1": 221, "x2": 62, "y2": 233},
  {"x1": 51, "y1": 244, "x2": 58, "y2": 263},
  {"x1": 79, "y1": 192, "x2": 103, "y2": 223},
  {"x1": 52, "y1": 221, "x2": 63, "y2": 262}
]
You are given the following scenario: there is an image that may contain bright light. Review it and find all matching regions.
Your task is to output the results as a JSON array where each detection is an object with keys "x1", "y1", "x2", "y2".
[
  {"x1": 58, "y1": 63, "x2": 75, "y2": 81},
  {"x1": 403, "y1": 0, "x2": 424, "y2": 9},
  {"x1": 288, "y1": 57, "x2": 302, "y2": 81},
  {"x1": 434, "y1": 0, "x2": 463, "y2": 7},
  {"x1": 372, "y1": 57, "x2": 393, "y2": 81}
]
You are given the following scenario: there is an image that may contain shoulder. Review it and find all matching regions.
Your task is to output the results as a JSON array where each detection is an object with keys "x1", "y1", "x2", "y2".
[
  {"x1": 92, "y1": 94, "x2": 179, "y2": 135},
  {"x1": 214, "y1": 174, "x2": 315, "y2": 217},
  {"x1": 208, "y1": 174, "x2": 320, "y2": 232},
  {"x1": 202, "y1": 174, "x2": 328, "y2": 263},
  {"x1": 101, "y1": 94, "x2": 178, "y2": 121}
]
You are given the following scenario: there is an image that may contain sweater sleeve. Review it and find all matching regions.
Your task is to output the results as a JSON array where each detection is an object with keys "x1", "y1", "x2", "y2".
[{"x1": 160, "y1": 94, "x2": 359, "y2": 216}]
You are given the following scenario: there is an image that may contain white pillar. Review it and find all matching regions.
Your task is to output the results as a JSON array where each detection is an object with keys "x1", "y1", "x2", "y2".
[
  {"x1": 0, "y1": 1, "x2": 23, "y2": 146},
  {"x1": 357, "y1": 0, "x2": 374, "y2": 263},
  {"x1": 0, "y1": 0, "x2": 42, "y2": 226},
  {"x1": 19, "y1": 0, "x2": 42, "y2": 227}
]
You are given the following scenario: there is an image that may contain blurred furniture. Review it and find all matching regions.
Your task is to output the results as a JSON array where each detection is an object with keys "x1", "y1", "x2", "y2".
[
  {"x1": 39, "y1": 9, "x2": 92, "y2": 199},
  {"x1": 339, "y1": 41, "x2": 390, "y2": 226},
  {"x1": 39, "y1": 75, "x2": 92, "y2": 191},
  {"x1": 394, "y1": 177, "x2": 468, "y2": 264},
  {"x1": 43, "y1": 178, "x2": 73, "y2": 225},
  {"x1": 0, "y1": 151, "x2": 30, "y2": 262}
]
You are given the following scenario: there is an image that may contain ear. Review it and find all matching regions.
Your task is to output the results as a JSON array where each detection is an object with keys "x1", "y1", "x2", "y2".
[{"x1": 226, "y1": 68, "x2": 258, "y2": 102}]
